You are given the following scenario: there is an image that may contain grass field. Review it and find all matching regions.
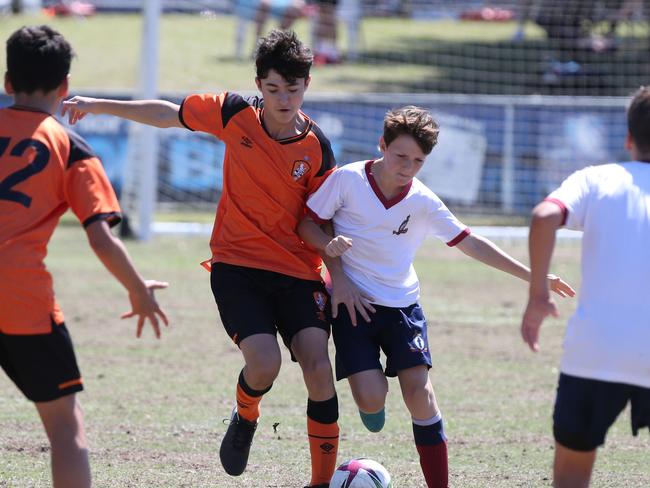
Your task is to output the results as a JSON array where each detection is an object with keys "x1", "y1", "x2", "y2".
[
  {"x1": 1, "y1": 223, "x2": 649, "y2": 487},
  {"x1": 1, "y1": 10, "x2": 650, "y2": 486},
  {"x1": 0, "y1": 12, "x2": 543, "y2": 94},
  {"x1": 1, "y1": 11, "x2": 648, "y2": 96}
]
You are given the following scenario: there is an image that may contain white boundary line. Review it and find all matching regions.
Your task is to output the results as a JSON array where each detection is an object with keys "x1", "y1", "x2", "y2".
[{"x1": 152, "y1": 222, "x2": 582, "y2": 240}]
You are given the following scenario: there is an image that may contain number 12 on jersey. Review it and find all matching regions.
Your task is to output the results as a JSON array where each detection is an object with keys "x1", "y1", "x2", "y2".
[{"x1": 0, "y1": 136, "x2": 50, "y2": 207}]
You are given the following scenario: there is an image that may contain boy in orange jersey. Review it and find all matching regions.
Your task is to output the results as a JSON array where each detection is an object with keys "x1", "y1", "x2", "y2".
[
  {"x1": 62, "y1": 29, "x2": 365, "y2": 487},
  {"x1": 0, "y1": 25, "x2": 168, "y2": 488}
]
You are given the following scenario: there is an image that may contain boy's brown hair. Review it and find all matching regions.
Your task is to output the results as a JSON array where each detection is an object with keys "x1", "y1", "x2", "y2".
[
  {"x1": 6, "y1": 25, "x2": 73, "y2": 94},
  {"x1": 628, "y1": 87, "x2": 650, "y2": 155},
  {"x1": 255, "y1": 29, "x2": 312, "y2": 82},
  {"x1": 383, "y1": 106, "x2": 439, "y2": 155}
]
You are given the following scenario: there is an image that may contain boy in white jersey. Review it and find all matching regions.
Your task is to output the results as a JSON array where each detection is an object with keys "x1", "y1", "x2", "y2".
[
  {"x1": 298, "y1": 106, "x2": 575, "y2": 488},
  {"x1": 521, "y1": 87, "x2": 650, "y2": 488}
]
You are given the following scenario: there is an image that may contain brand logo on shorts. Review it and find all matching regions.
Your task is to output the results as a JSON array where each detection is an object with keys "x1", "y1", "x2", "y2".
[
  {"x1": 291, "y1": 160, "x2": 311, "y2": 181},
  {"x1": 313, "y1": 291, "x2": 327, "y2": 311},
  {"x1": 410, "y1": 333, "x2": 427, "y2": 352},
  {"x1": 313, "y1": 291, "x2": 328, "y2": 321},
  {"x1": 393, "y1": 214, "x2": 410, "y2": 235}
]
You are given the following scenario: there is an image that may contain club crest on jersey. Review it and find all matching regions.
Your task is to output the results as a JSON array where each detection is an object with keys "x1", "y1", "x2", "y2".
[
  {"x1": 292, "y1": 160, "x2": 311, "y2": 181},
  {"x1": 410, "y1": 333, "x2": 427, "y2": 352},
  {"x1": 393, "y1": 214, "x2": 411, "y2": 235}
]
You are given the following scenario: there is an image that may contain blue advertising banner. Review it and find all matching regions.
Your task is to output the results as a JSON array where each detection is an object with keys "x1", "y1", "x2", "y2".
[{"x1": 0, "y1": 93, "x2": 628, "y2": 213}]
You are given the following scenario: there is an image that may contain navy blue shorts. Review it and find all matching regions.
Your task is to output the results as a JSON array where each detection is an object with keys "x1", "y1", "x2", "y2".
[
  {"x1": 210, "y1": 262, "x2": 331, "y2": 356},
  {"x1": 0, "y1": 321, "x2": 83, "y2": 403},
  {"x1": 553, "y1": 373, "x2": 650, "y2": 451},
  {"x1": 332, "y1": 302, "x2": 431, "y2": 380}
]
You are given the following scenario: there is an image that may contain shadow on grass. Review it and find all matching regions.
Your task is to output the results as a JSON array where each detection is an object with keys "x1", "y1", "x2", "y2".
[{"x1": 351, "y1": 35, "x2": 650, "y2": 95}]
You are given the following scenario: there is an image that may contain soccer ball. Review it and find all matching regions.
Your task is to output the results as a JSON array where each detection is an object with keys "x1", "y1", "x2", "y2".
[{"x1": 329, "y1": 458, "x2": 392, "y2": 488}]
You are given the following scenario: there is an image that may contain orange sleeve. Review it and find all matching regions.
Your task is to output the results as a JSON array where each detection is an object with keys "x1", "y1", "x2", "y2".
[
  {"x1": 178, "y1": 93, "x2": 226, "y2": 138},
  {"x1": 64, "y1": 156, "x2": 121, "y2": 228}
]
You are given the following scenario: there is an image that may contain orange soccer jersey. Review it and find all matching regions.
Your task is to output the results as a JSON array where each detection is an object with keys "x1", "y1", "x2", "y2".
[
  {"x1": 0, "y1": 107, "x2": 121, "y2": 335},
  {"x1": 179, "y1": 92, "x2": 336, "y2": 281}
]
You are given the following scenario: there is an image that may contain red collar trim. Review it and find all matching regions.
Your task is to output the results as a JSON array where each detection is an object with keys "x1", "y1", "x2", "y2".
[{"x1": 365, "y1": 160, "x2": 412, "y2": 209}]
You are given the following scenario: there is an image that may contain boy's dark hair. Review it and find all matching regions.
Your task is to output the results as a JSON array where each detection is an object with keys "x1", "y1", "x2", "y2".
[
  {"x1": 628, "y1": 87, "x2": 650, "y2": 155},
  {"x1": 383, "y1": 106, "x2": 439, "y2": 155},
  {"x1": 255, "y1": 29, "x2": 312, "y2": 82},
  {"x1": 6, "y1": 25, "x2": 73, "y2": 94}
]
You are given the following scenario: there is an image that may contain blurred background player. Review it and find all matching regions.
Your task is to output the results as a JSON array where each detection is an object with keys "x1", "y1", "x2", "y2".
[
  {"x1": 0, "y1": 25, "x2": 168, "y2": 488},
  {"x1": 310, "y1": 0, "x2": 340, "y2": 64},
  {"x1": 233, "y1": 0, "x2": 305, "y2": 60},
  {"x1": 298, "y1": 106, "x2": 575, "y2": 488},
  {"x1": 60, "y1": 29, "x2": 363, "y2": 488},
  {"x1": 521, "y1": 86, "x2": 650, "y2": 488}
]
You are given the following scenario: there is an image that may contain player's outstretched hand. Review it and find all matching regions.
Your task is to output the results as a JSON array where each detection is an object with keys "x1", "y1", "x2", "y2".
[
  {"x1": 547, "y1": 274, "x2": 576, "y2": 298},
  {"x1": 61, "y1": 96, "x2": 101, "y2": 125},
  {"x1": 121, "y1": 280, "x2": 170, "y2": 339},
  {"x1": 329, "y1": 272, "x2": 375, "y2": 326},
  {"x1": 520, "y1": 295, "x2": 559, "y2": 352},
  {"x1": 325, "y1": 236, "x2": 352, "y2": 257}
]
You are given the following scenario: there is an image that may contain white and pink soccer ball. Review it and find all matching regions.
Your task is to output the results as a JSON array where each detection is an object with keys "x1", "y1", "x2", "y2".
[{"x1": 329, "y1": 458, "x2": 392, "y2": 488}]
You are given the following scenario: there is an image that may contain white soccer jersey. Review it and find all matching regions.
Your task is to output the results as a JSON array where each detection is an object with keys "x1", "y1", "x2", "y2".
[
  {"x1": 306, "y1": 160, "x2": 469, "y2": 307},
  {"x1": 547, "y1": 162, "x2": 650, "y2": 388}
]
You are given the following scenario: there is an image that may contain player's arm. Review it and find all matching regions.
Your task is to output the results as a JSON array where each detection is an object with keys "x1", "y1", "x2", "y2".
[
  {"x1": 85, "y1": 220, "x2": 169, "y2": 338},
  {"x1": 520, "y1": 201, "x2": 566, "y2": 352},
  {"x1": 62, "y1": 96, "x2": 183, "y2": 128},
  {"x1": 298, "y1": 215, "x2": 352, "y2": 257},
  {"x1": 298, "y1": 216, "x2": 375, "y2": 324},
  {"x1": 454, "y1": 231, "x2": 575, "y2": 298}
]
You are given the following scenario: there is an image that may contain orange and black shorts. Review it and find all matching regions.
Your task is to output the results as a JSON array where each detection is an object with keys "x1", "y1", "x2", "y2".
[
  {"x1": 210, "y1": 262, "x2": 331, "y2": 357},
  {"x1": 0, "y1": 320, "x2": 83, "y2": 402}
]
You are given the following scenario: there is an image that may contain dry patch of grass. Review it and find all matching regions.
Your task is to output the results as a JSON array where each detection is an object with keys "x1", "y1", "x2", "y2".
[{"x1": 1, "y1": 227, "x2": 648, "y2": 486}]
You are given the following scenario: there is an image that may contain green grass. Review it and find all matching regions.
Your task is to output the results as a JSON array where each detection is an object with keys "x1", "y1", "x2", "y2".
[
  {"x1": 0, "y1": 13, "x2": 535, "y2": 93},
  {"x1": 0, "y1": 13, "x2": 513, "y2": 94},
  {"x1": 1, "y1": 12, "x2": 648, "y2": 95},
  {"x1": 1, "y1": 223, "x2": 649, "y2": 487},
  {"x1": 0, "y1": 13, "x2": 648, "y2": 483}
]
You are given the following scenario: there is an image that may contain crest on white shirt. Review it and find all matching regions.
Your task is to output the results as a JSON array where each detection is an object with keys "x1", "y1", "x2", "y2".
[{"x1": 393, "y1": 215, "x2": 411, "y2": 235}]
